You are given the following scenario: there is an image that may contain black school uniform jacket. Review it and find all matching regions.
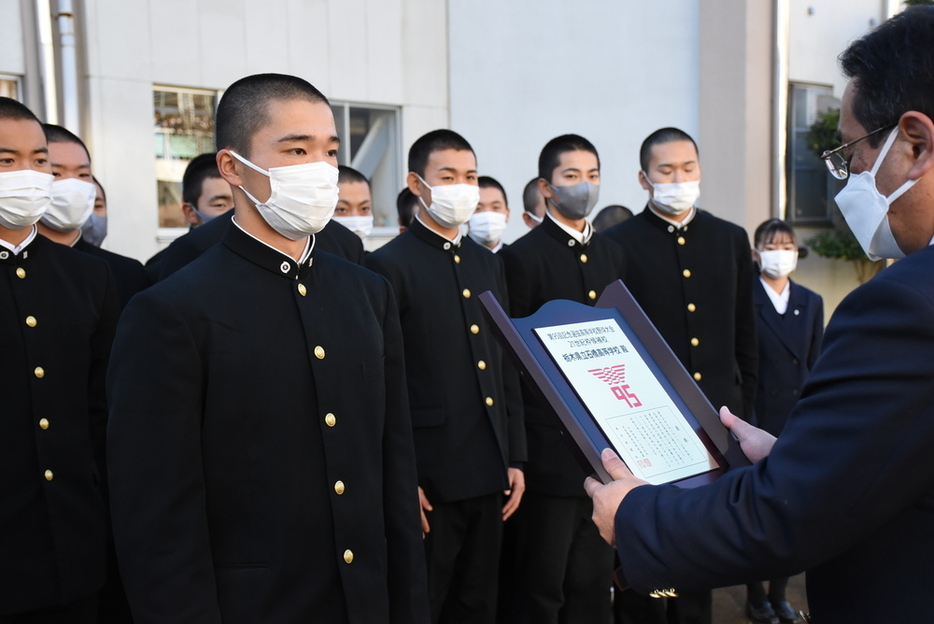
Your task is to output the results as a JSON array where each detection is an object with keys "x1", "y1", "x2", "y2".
[
  {"x1": 753, "y1": 278, "x2": 823, "y2": 436},
  {"x1": 156, "y1": 211, "x2": 366, "y2": 280},
  {"x1": 73, "y1": 237, "x2": 150, "y2": 310},
  {"x1": 604, "y1": 207, "x2": 758, "y2": 419},
  {"x1": 0, "y1": 233, "x2": 119, "y2": 615},
  {"x1": 107, "y1": 224, "x2": 429, "y2": 624},
  {"x1": 365, "y1": 218, "x2": 526, "y2": 504},
  {"x1": 499, "y1": 215, "x2": 627, "y2": 496}
]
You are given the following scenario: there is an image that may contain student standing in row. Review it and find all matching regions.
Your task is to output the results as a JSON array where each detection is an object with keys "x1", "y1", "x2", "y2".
[
  {"x1": 745, "y1": 219, "x2": 822, "y2": 624},
  {"x1": 500, "y1": 134, "x2": 625, "y2": 624},
  {"x1": 0, "y1": 97, "x2": 119, "y2": 624},
  {"x1": 367, "y1": 130, "x2": 526, "y2": 624},
  {"x1": 107, "y1": 73, "x2": 429, "y2": 624}
]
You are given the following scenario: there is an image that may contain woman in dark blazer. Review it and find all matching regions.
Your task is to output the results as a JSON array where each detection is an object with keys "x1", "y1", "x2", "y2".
[{"x1": 746, "y1": 219, "x2": 824, "y2": 624}]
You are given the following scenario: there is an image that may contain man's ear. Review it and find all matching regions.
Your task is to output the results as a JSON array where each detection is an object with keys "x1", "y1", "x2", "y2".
[
  {"x1": 181, "y1": 203, "x2": 201, "y2": 226},
  {"x1": 901, "y1": 112, "x2": 934, "y2": 181},
  {"x1": 216, "y1": 150, "x2": 243, "y2": 187},
  {"x1": 407, "y1": 171, "x2": 422, "y2": 196},
  {"x1": 538, "y1": 177, "x2": 553, "y2": 200},
  {"x1": 637, "y1": 170, "x2": 652, "y2": 191}
]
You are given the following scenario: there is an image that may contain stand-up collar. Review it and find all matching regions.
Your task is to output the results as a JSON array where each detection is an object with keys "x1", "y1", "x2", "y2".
[
  {"x1": 541, "y1": 212, "x2": 593, "y2": 250},
  {"x1": 409, "y1": 215, "x2": 464, "y2": 252},
  {"x1": 224, "y1": 218, "x2": 315, "y2": 280}
]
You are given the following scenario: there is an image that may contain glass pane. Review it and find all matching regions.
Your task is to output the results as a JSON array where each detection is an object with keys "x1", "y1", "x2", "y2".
[
  {"x1": 0, "y1": 78, "x2": 18, "y2": 99},
  {"x1": 349, "y1": 108, "x2": 372, "y2": 156},
  {"x1": 154, "y1": 88, "x2": 217, "y2": 227}
]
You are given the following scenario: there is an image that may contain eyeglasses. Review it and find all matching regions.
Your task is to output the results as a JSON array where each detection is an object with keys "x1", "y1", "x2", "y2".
[{"x1": 820, "y1": 124, "x2": 895, "y2": 180}]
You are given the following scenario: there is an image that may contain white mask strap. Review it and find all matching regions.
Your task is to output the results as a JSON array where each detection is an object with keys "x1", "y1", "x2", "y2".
[
  {"x1": 870, "y1": 128, "x2": 899, "y2": 177},
  {"x1": 229, "y1": 150, "x2": 271, "y2": 177}
]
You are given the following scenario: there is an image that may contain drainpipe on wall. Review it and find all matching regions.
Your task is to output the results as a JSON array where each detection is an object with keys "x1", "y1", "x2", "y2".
[
  {"x1": 772, "y1": 0, "x2": 790, "y2": 220},
  {"x1": 35, "y1": 0, "x2": 58, "y2": 124},
  {"x1": 54, "y1": 0, "x2": 79, "y2": 132}
]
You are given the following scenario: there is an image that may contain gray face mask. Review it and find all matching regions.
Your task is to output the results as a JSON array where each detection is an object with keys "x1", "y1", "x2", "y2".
[
  {"x1": 80, "y1": 213, "x2": 107, "y2": 247},
  {"x1": 194, "y1": 208, "x2": 221, "y2": 225},
  {"x1": 547, "y1": 180, "x2": 600, "y2": 220}
]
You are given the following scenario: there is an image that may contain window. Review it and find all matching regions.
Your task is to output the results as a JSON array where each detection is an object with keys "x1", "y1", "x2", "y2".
[
  {"x1": 154, "y1": 86, "x2": 218, "y2": 230},
  {"x1": 0, "y1": 75, "x2": 21, "y2": 100},
  {"x1": 330, "y1": 102, "x2": 402, "y2": 234},
  {"x1": 786, "y1": 82, "x2": 842, "y2": 225}
]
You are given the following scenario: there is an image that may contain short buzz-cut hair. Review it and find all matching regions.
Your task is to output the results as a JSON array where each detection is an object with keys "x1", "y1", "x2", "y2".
[
  {"x1": 182, "y1": 153, "x2": 222, "y2": 205},
  {"x1": 396, "y1": 187, "x2": 418, "y2": 227},
  {"x1": 0, "y1": 97, "x2": 40, "y2": 123},
  {"x1": 840, "y1": 6, "x2": 934, "y2": 148},
  {"x1": 538, "y1": 134, "x2": 600, "y2": 183},
  {"x1": 42, "y1": 123, "x2": 91, "y2": 160},
  {"x1": 478, "y1": 175, "x2": 508, "y2": 206},
  {"x1": 523, "y1": 177, "x2": 542, "y2": 214},
  {"x1": 338, "y1": 165, "x2": 370, "y2": 187},
  {"x1": 639, "y1": 127, "x2": 698, "y2": 172},
  {"x1": 407, "y1": 129, "x2": 475, "y2": 179},
  {"x1": 215, "y1": 73, "x2": 329, "y2": 157}
]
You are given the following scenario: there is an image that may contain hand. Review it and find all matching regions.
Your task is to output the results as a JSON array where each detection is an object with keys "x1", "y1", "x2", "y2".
[
  {"x1": 584, "y1": 448, "x2": 649, "y2": 546},
  {"x1": 418, "y1": 486, "x2": 433, "y2": 537},
  {"x1": 501, "y1": 467, "x2": 526, "y2": 521},
  {"x1": 719, "y1": 406, "x2": 776, "y2": 464}
]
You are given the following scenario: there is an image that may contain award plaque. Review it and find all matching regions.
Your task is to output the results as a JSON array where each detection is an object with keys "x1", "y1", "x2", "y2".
[{"x1": 480, "y1": 280, "x2": 749, "y2": 487}]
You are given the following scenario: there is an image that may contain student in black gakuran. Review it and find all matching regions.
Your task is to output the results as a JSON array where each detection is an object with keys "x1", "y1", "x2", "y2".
[
  {"x1": 106, "y1": 73, "x2": 429, "y2": 624},
  {"x1": 498, "y1": 134, "x2": 625, "y2": 624},
  {"x1": 366, "y1": 129, "x2": 526, "y2": 624}
]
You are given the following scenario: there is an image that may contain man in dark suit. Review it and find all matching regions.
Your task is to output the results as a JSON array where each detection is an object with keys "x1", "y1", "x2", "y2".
[
  {"x1": 586, "y1": 9, "x2": 934, "y2": 623},
  {"x1": 38, "y1": 125, "x2": 150, "y2": 310},
  {"x1": 603, "y1": 126, "x2": 757, "y2": 624},
  {"x1": 107, "y1": 73, "x2": 428, "y2": 624},
  {"x1": 499, "y1": 134, "x2": 624, "y2": 624},
  {"x1": 0, "y1": 98, "x2": 119, "y2": 624},
  {"x1": 366, "y1": 130, "x2": 526, "y2": 624}
]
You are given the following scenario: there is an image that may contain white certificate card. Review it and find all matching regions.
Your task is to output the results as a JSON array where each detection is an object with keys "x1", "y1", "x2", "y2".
[{"x1": 535, "y1": 318, "x2": 718, "y2": 485}]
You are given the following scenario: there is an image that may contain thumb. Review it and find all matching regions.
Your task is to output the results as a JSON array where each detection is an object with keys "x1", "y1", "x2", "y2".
[
  {"x1": 601, "y1": 448, "x2": 633, "y2": 481},
  {"x1": 720, "y1": 405, "x2": 752, "y2": 439}
]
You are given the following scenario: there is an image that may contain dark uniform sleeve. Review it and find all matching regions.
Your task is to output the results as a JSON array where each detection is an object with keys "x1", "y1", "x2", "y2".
[
  {"x1": 378, "y1": 280, "x2": 431, "y2": 624},
  {"x1": 615, "y1": 274, "x2": 934, "y2": 593},
  {"x1": 91, "y1": 264, "x2": 120, "y2": 490},
  {"x1": 733, "y1": 227, "x2": 759, "y2": 418},
  {"x1": 106, "y1": 291, "x2": 222, "y2": 623},
  {"x1": 808, "y1": 294, "x2": 825, "y2": 370},
  {"x1": 498, "y1": 246, "x2": 533, "y2": 319},
  {"x1": 492, "y1": 255, "x2": 527, "y2": 465}
]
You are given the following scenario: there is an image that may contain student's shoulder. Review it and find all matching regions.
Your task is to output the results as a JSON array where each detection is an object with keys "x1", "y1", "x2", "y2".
[{"x1": 36, "y1": 235, "x2": 110, "y2": 278}]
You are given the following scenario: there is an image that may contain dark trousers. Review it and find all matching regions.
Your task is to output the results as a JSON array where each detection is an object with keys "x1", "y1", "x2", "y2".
[
  {"x1": 514, "y1": 492, "x2": 614, "y2": 624},
  {"x1": 0, "y1": 594, "x2": 97, "y2": 624},
  {"x1": 424, "y1": 492, "x2": 504, "y2": 624},
  {"x1": 614, "y1": 590, "x2": 712, "y2": 624},
  {"x1": 747, "y1": 577, "x2": 790, "y2": 605}
]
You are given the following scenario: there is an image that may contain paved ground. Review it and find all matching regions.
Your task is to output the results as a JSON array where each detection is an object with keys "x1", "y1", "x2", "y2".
[{"x1": 712, "y1": 574, "x2": 809, "y2": 623}]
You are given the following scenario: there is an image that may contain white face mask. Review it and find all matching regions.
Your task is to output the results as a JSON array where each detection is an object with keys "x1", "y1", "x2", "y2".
[
  {"x1": 416, "y1": 175, "x2": 480, "y2": 229},
  {"x1": 230, "y1": 150, "x2": 339, "y2": 240},
  {"x1": 643, "y1": 173, "x2": 700, "y2": 216},
  {"x1": 757, "y1": 249, "x2": 798, "y2": 279},
  {"x1": 0, "y1": 169, "x2": 54, "y2": 230},
  {"x1": 332, "y1": 214, "x2": 373, "y2": 240},
  {"x1": 467, "y1": 211, "x2": 508, "y2": 247},
  {"x1": 42, "y1": 177, "x2": 96, "y2": 232},
  {"x1": 835, "y1": 128, "x2": 915, "y2": 261}
]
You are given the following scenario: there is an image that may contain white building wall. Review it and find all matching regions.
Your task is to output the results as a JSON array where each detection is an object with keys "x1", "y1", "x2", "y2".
[
  {"x1": 81, "y1": 0, "x2": 448, "y2": 261},
  {"x1": 785, "y1": 0, "x2": 889, "y2": 315},
  {"x1": 447, "y1": 0, "x2": 700, "y2": 245}
]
